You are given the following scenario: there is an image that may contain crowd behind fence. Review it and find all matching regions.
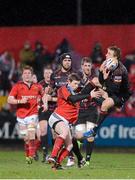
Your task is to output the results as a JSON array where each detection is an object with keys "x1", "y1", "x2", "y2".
[{"x1": 0, "y1": 39, "x2": 135, "y2": 117}]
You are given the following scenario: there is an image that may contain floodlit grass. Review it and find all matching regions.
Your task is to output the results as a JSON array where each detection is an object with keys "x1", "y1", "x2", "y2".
[{"x1": 0, "y1": 150, "x2": 135, "y2": 179}]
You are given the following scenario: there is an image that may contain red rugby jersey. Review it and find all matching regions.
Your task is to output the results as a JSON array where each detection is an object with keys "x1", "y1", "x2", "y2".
[
  {"x1": 55, "y1": 86, "x2": 80, "y2": 124},
  {"x1": 9, "y1": 81, "x2": 43, "y2": 118}
]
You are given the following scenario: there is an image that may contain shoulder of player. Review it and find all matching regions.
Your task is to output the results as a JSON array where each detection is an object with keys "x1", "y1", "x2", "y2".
[
  {"x1": 58, "y1": 85, "x2": 68, "y2": 93},
  {"x1": 50, "y1": 69, "x2": 62, "y2": 79},
  {"x1": 38, "y1": 79, "x2": 47, "y2": 86},
  {"x1": 113, "y1": 61, "x2": 127, "y2": 74},
  {"x1": 53, "y1": 69, "x2": 61, "y2": 75},
  {"x1": 58, "y1": 85, "x2": 66, "y2": 90},
  {"x1": 13, "y1": 81, "x2": 24, "y2": 87},
  {"x1": 58, "y1": 86, "x2": 71, "y2": 98},
  {"x1": 10, "y1": 81, "x2": 25, "y2": 91},
  {"x1": 77, "y1": 71, "x2": 83, "y2": 78},
  {"x1": 119, "y1": 61, "x2": 128, "y2": 73},
  {"x1": 38, "y1": 79, "x2": 44, "y2": 84},
  {"x1": 33, "y1": 82, "x2": 43, "y2": 87}
]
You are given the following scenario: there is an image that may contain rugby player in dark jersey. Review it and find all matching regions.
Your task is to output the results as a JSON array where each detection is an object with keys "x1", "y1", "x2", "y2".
[
  {"x1": 47, "y1": 73, "x2": 101, "y2": 170},
  {"x1": 50, "y1": 53, "x2": 76, "y2": 166},
  {"x1": 38, "y1": 66, "x2": 56, "y2": 162},
  {"x1": 84, "y1": 45, "x2": 131, "y2": 138},
  {"x1": 50, "y1": 53, "x2": 91, "y2": 167},
  {"x1": 47, "y1": 53, "x2": 97, "y2": 167},
  {"x1": 74, "y1": 57, "x2": 100, "y2": 166},
  {"x1": 50, "y1": 53, "x2": 74, "y2": 91}
]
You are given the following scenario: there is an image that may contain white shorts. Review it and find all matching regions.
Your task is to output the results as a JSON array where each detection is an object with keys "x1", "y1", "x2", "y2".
[
  {"x1": 74, "y1": 121, "x2": 96, "y2": 133},
  {"x1": 17, "y1": 114, "x2": 38, "y2": 126},
  {"x1": 49, "y1": 112, "x2": 69, "y2": 129}
]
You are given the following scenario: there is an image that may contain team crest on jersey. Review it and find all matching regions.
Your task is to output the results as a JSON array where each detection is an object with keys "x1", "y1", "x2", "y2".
[
  {"x1": 32, "y1": 86, "x2": 38, "y2": 90},
  {"x1": 32, "y1": 86, "x2": 40, "y2": 93},
  {"x1": 113, "y1": 76, "x2": 122, "y2": 83}
]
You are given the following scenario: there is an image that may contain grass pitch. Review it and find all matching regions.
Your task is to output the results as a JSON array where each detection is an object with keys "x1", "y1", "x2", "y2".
[{"x1": 0, "y1": 150, "x2": 135, "y2": 179}]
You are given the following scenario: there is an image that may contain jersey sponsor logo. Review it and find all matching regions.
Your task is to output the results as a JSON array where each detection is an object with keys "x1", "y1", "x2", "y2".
[
  {"x1": 113, "y1": 75, "x2": 122, "y2": 83},
  {"x1": 54, "y1": 76, "x2": 61, "y2": 79},
  {"x1": 22, "y1": 95, "x2": 37, "y2": 99},
  {"x1": 55, "y1": 81, "x2": 67, "y2": 86},
  {"x1": 32, "y1": 86, "x2": 39, "y2": 90}
]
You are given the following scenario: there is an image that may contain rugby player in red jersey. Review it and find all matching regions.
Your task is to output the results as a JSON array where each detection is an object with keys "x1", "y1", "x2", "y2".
[
  {"x1": 7, "y1": 65, "x2": 45, "y2": 164},
  {"x1": 47, "y1": 73, "x2": 101, "y2": 169}
]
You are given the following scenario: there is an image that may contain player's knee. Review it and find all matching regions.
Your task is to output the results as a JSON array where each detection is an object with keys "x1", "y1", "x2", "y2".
[
  {"x1": 27, "y1": 124, "x2": 36, "y2": 140},
  {"x1": 19, "y1": 129, "x2": 28, "y2": 139},
  {"x1": 102, "y1": 98, "x2": 114, "y2": 111},
  {"x1": 101, "y1": 99, "x2": 111, "y2": 110},
  {"x1": 101, "y1": 101, "x2": 108, "y2": 110}
]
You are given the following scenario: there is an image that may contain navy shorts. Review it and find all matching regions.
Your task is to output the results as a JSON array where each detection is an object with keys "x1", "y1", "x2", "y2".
[
  {"x1": 75, "y1": 106, "x2": 98, "y2": 125},
  {"x1": 38, "y1": 107, "x2": 53, "y2": 121}
]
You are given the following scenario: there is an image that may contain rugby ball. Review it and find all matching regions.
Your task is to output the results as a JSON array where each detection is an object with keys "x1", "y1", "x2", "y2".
[{"x1": 104, "y1": 58, "x2": 118, "y2": 71}]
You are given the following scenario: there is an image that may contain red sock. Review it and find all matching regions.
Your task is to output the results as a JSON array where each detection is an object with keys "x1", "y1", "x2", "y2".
[
  {"x1": 57, "y1": 148, "x2": 69, "y2": 164},
  {"x1": 24, "y1": 143, "x2": 29, "y2": 157},
  {"x1": 35, "y1": 139, "x2": 41, "y2": 152},
  {"x1": 29, "y1": 140, "x2": 36, "y2": 157},
  {"x1": 51, "y1": 136, "x2": 64, "y2": 158}
]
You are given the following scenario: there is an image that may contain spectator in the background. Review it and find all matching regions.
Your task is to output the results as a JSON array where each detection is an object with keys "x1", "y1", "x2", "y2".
[
  {"x1": 53, "y1": 38, "x2": 82, "y2": 71},
  {"x1": 90, "y1": 42, "x2": 104, "y2": 64},
  {"x1": 0, "y1": 51, "x2": 15, "y2": 95},
  {"x1": 124, "y1": 92, "x2": 135, "y2": 117},
  {"x1": 53, "y1": 38, "x2": 72, "y2": 70},
  {"x1": 90, "y1": 42, "x2": 104, "y2": 75},
  {"x1": 124, "y1": 63, "x2": 135, "y2": 117},
  {"x1": 19, "y1": 41, "x2": 35, "y2": 68},
  {"x1": 34, "y1": 41, "x2": 44, "y2": 58},
  {"x1": 69, "y1": 49, "x2": 82, "y2": 71},
  {"x1": 128, "y1": 63, "x2": 135, "y2": 91},
  {"x1": 124, "y1": 54, "x2": 135, "y2": 72},
  {"x1": 33, "y1": 41, "x2": 52, "y2": 81}
]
